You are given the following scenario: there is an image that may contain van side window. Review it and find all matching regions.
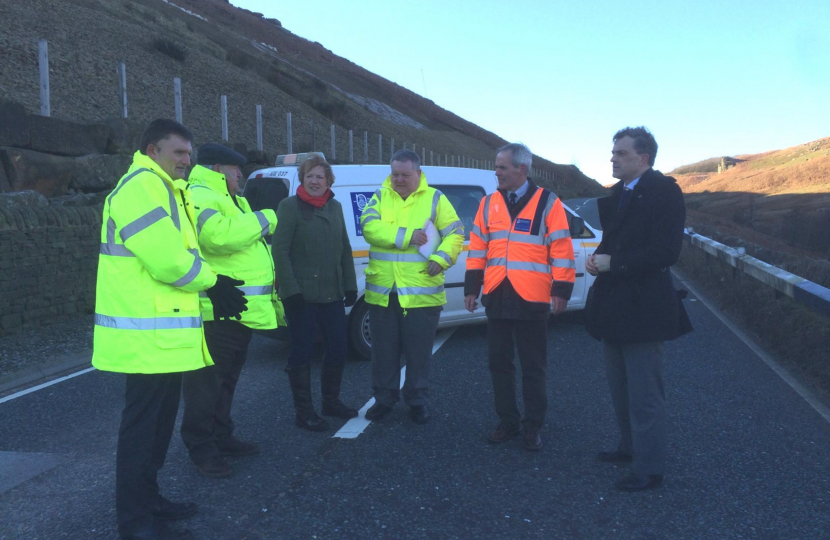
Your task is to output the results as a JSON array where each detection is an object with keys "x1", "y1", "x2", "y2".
[
  {"x1": 243, "y1": 176, "x2": 290, "y2": 214},
  {"x1": 432, "y1": 185, "x2": 486, "y2": 241}
]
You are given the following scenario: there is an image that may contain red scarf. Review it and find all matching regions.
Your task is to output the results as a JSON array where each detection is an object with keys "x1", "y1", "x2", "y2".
[{"x1": 297, "y1": 185, "x2": 331, "y2": 208}]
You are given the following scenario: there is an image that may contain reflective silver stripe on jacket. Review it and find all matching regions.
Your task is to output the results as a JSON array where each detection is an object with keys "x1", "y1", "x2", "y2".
[
  {"x1": 545, "y1": 228, "x2": 570, "y2": 243},
  {"x1": 170, "y1": 253, "x2": 202, "y2": 287},
  {"x1": 197, "y1": 208, "x2": 219, "y2": 235},
  {"x1": 254, "y1": 211, "x2": 270, "y2": 237},
  {"x1": 163, "y1": 176, "x2": 181, "y2": 231},
  {"x1": 482, "y1": 194, "x2": 493, "y2": 226},
  {"x1": 471, "y1": 225, "x2": 489, "y2": 243},
  {"x1": 467, "y1": 250, "x2": 487, "y2": 259},
  {"x1": 550, "y1": 258, "x2": 576, "y2": 269},
  {"x1": 486, "y1": 258, "x2": 550, "y2": 273},
  {"x1": 439, "y1": 220, "x2": 464, "y2": 237},
  {"x1": 240, "y1": 285, "x2": 273, "y2": 296},
  {"x1": 368, "y1": 189, "x2": 382, "y2": 205},
  {"x1": 99, "y1": 242, "x2": 134, "y2": 257},
  {"x1": 490, "y1": 230, "x2": 510, "y2": 240},
  {"x1": 398, "y1": 285, "x2": 445, "y2": 296},
  {"x1": 365, "y1": 282, "x2": 391, "y2": 295},
  {"x1": 120, "y1": 206, "x2": 168, "y2": 242},
  {"x1": 430, "y1": 190, "x2": 443, "y2": 223},
  {"x1": 362, "y1": 208, "x2": 380, "y2": 218},
  {"x1": 106, "y1": 168, "x2": 149, "y2": 208},
  {"x1": 95, "y1": 314, "x2": 202, "y2": 330},
  {"x1": 369, "y1": 251, "x2": 427, "y2": 263},
  {"x1": 434, "y1": 250, "x2": 452, "y2": 265},
  {"x1": 362, "y1": 215, "x2": 380, "y2": 225},
  {"x1": 507, "y1": 234, "x2": 545, "y2": 246},
  {"x1": 394, "y1": 227, "x2": 407, "y2": 250}
]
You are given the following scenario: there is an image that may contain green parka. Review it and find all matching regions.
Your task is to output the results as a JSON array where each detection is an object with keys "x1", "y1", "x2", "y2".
[{"x1": 272, "y1": 194, "x2": 357, "y2": 304}]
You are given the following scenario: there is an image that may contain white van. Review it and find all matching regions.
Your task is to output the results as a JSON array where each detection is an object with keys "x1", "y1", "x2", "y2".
[{"x1": 244, "y1": 154, "x2": 602, "y2": 359}]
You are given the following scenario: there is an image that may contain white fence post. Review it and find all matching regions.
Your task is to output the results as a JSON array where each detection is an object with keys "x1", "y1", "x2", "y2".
[
  {"x1": 38, "y1": 39, "x2": 50, "y2": 116},
  {"x1": 363, "y1": 131, "x2": 368, "y2": 162},
  {"x1": 220, "y1": 95, "x2": 228, "y2": 141},
  {"x1": 173, "y1": 78, "x2": 182, "y2": 123},
  {"x1": 378, "y1": 134, "x2": 383, "y2": 163},
  {"x1": 422, "y1": 147, "x2": 425, "y2": 164},
  {"x1": 117, "y1": 61, "x2": 127, "y2": 118},
  {"x1": 256, "y1": 105, "x2": 263, "y2": 151},
  {"x1": 390, "y1": 138, "x2": 394, "y2": 155},
  {"x1": 286, "y1": 112, "x2": 293, "y2": 154},
  {"x1": 311, "y1": 121, "x2": 315, "y2": 151},
  {"x1": 330, "y1": 124, "x2": 336, "y2": 161},
  {"x1": 348, "y1": 130, "x2": 354, "y2": 162},
  {"x1": 430, "y1": 150, "x2": 433, "y2": 166}
]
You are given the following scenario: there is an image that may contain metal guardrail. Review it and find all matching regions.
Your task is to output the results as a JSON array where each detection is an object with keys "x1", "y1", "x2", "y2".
[{"x1": 684, "y1": 229, "x2": 830, "y2": 319}]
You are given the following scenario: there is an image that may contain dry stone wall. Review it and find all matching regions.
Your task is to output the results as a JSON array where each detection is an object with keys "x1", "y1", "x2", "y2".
[{"x1": 0, "y1": 201, "x2": 101, "y2": 335}]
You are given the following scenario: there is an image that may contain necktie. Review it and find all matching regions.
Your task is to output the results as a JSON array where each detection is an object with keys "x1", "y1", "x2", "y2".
[
  {"x1": 508, "y1": 192, "x2": 518, "y2": 207},
  {"x1": 618, "y1": 188, "x2": 632, "y2": 213}
]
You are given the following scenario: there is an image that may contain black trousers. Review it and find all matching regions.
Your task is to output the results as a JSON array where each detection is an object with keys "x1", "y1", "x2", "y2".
[
  {"x1": 116, "y1": 372, "x2": 182, "y2": 537},
  {"x1": 181, "y1": 320, "x2": 252, "y2": 464},
  {"x1": 487, "y1": 317, "x2": 548, "y2": 431}
]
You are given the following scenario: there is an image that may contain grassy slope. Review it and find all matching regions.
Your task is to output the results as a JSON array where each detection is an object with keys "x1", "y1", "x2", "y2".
[{"x1": 675, "y1": 137, "x2": 830, "y2": 257}]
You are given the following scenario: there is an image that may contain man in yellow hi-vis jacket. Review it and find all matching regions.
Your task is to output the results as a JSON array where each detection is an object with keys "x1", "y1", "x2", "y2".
[
  {"x1": 359, "y1": 149, "x2": 464, "y2": 425},
  {"x1": 180, "y1": 143, "x2": 283, "y2": 479},
  {"x1": 93, "y1": 120, "x2": 247, "y2": 540}
]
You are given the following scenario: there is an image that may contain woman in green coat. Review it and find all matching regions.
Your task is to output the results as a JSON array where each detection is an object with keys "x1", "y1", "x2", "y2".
[{"x1": 273, "y1": 156, "x2": 359, "y2": 431}]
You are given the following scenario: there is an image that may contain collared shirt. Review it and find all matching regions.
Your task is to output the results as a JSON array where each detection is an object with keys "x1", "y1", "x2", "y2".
[
  {"x1": 624, "y1": 176, "x2": 641, "y2": 191},
  {"x1": 507, "y1": 180, "x2": 529, "y2": 202}
]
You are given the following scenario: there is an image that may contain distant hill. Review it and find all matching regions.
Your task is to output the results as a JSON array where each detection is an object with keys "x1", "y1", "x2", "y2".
[{"x1": 675, "y1": 137, "x2": 830, "y2": 256}]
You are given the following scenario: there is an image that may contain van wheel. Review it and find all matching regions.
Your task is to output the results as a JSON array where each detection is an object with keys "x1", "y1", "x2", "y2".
[{"x1": 348, "y1": 300, "x2": 372, "y2": 361}]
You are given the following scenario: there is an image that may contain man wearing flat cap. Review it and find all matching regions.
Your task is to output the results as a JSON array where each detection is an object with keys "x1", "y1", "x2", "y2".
[{"x1": 180, "y1": 143, "x2": 284, "y2": 478}]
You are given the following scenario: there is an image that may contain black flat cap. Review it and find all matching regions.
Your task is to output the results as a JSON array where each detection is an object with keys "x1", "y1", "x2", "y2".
[{"x1": 197, "y1": 143, "x2": 247, "y2": 167}]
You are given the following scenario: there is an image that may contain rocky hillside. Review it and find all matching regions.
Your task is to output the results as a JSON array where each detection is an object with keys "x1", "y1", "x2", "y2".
[
  {"x1": 676, "y1": 137, "x2": 830, "y2": 257},
  {"x1": 0, "y1": 0, "x2": 605, "y2": 199}
]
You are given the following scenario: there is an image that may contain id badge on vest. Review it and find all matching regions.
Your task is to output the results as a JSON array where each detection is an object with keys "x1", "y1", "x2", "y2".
[{"x1": 514, "y1": 218, "x2": 531, "y2": 233}]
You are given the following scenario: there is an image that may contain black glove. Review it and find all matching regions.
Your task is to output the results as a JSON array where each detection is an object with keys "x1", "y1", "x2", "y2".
[
  {"x1": 206, "y1": 274, "x2": 248, "y2": 321},
  {"x1": 283, "y1": 293, "x2": 305, "y2": 316},
  {"x1": 344, "y1": 291, "x2": 358, "y2": 307}
]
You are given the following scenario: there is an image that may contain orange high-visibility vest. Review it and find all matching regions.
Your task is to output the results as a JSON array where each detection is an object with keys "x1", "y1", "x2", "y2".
[{"x1": 466, "y1": 187, "x2": 575, "y2": 303}]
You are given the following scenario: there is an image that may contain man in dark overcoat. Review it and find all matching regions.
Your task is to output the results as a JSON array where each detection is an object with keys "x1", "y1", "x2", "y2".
[{"x1": 585, "y1": 126, "x2": 692, "y2": 492}]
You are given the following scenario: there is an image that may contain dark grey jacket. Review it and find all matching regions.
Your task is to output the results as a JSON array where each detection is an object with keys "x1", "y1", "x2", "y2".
[
  {"x1": 585, "y1": 168, "x2": 693, "y2": 343},
  {"x1": 273, "y1": 194, "x2": 357, "y2": 304}
]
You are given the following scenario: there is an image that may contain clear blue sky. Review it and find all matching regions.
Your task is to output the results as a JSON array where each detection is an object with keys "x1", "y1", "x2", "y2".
[{"x1": 234, "y1": 0, "x2": 829, "y2": 185}]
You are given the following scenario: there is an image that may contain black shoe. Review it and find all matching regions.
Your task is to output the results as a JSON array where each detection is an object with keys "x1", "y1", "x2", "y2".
[
  {"x1": 597, "y1": 450, "x2": 633, "y2": 464},
  {"x1": 365, "y1": 402, "x2": 393, "y2": 421},
  {"x1": 122, "y1": 523, "x2": 195, "y2": 540},
  {"x1": 409, "y1": 405, "x2": 430, "y2": 424},
  {"x1": 295, "y1": 411, "x2": 329, "y2": 431},
  {"x1": 614, "y1": 473, "x2": 663, "y2": 492},
  {"x1": 487, "y1": 422, "x2": 521, "y2": 444},
  {"x1": 217, "y1": 438, "x2": 260, "y2": 457},
  {"x1": 152, "y1": 497, "x2": 198, "y2": 521},
  {"x1": 522, "y1": 430, "x2": 543, "y2": 451},
  {"x1": 195, "y1": 456, "x2": 233, "y2": 479},
  {"x1": 322, "y1": 399, "x2": 358, "y2": 419}
]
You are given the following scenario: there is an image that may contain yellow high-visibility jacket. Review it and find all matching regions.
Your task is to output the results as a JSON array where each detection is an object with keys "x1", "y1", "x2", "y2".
[
  {"x1": 188, "y1": 165, "x2": 284, "y2": 329},
  {"x1": 93, "y1": 152, "x2": 216, "y2": 374},
  {"x1": 360, "y1": 172, "x2": 464, "y2": 308}
]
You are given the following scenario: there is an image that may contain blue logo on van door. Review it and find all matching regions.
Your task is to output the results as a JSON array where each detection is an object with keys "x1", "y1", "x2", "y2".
[{"x1": 350, "y1": 192, "x2": 376, "y2": 236}]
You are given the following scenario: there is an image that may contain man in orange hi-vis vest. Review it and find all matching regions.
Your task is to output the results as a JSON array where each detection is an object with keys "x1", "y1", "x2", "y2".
[{"x1": 464, "y1": 143, "x2": 575, "y2": 452}]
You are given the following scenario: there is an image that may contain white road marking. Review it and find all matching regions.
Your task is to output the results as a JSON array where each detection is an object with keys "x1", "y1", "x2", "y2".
[
  {"x1": 0, "y1": 367, "x2": 96, "y2": 405},
  {"x1": 333, "y1": 327, "x2": 457, "y2": 439},
  {"x1": 674, "y1": 270, "x2": 830, "y2": 424}
]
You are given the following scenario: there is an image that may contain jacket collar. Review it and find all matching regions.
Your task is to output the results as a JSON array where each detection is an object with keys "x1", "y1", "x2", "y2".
[
  {"x1": 382, "y1": 170, "x2": 428, "y2": 199},
  {"x1": 131, "y1": 151, "x2": 188, "y2": 190},
  {"x1": 188, "y1": 164, "x2": 230, "y2": 196}
]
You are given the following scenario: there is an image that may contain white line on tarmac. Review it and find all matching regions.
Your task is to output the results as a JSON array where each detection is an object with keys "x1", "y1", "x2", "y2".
[
  {"x1": 333, "y1": 327, "x2": 457, "y2": 439},
  {"x1": 0, "y1": 367, "x2": 97, "y2": 405},
  {"x1": 674, "y1": 270, "x2": 830, "y2": 425}
]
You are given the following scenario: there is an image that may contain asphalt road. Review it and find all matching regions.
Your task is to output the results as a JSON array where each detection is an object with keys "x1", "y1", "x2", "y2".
[{"x1": 1, "y1": 282, "x2": 830, "y2": 540}]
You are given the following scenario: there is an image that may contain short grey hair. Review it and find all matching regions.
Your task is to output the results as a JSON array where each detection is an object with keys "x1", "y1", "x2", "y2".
[
  {"x1": 497, "y1": 143, "x2": 532, "y2": 173},
  {"x1": 390, "y1": 149, "x2": 421, "y2": 169}
]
